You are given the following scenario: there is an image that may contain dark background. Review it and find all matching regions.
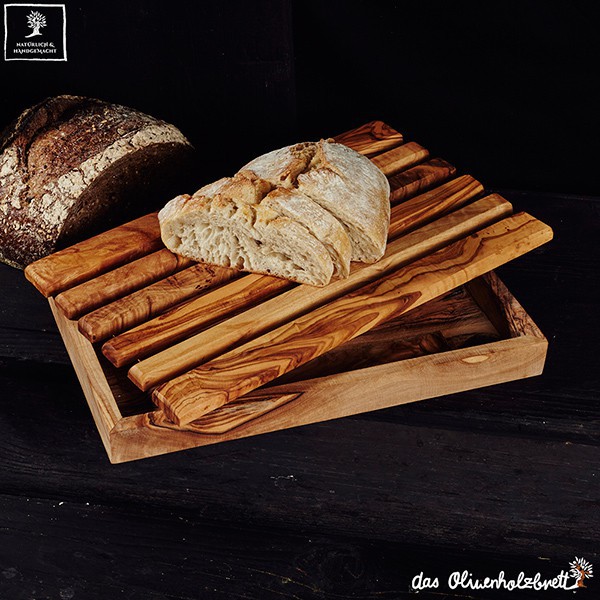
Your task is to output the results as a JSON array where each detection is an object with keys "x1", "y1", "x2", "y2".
[{"x1": 0, "y1": 0, "x2": 598, "y2": 194}]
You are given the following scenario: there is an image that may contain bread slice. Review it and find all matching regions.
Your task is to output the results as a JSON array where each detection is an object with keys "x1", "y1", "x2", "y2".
[
  {"x1": 159, "y1": 139, "x2": 390, "y2": 286},
  {"x1": 159, "y1": 173, "x2": 334, "y2": 286},
  {"x1": 259, "y1": 186, "x2": 351, "y2": 278}
]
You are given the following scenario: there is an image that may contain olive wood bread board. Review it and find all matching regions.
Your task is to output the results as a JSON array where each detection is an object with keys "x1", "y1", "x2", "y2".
[{"x1": 24, "y1": 121, "x2": 553, "y2": 462}]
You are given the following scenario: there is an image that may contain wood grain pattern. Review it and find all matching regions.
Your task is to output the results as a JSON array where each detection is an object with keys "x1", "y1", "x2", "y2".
[
  {"x1": 152, "y1": 212, "x2": 552, "y2": 425},
  {"x1": 78, "y1": 264, "x2": 240, "y2": 343},
  {"x1": 128, "y1": 194, "x2": 511, "y2": 391},
  {"x1": 24, "y1": 213, "x2": 162, "y2": 297},
  {"x1": 389, "y1": 158, "x2": 457, "y2": 204},
  {"x1": 389, "y1": 174, "x2": 484, "y2": 238},
  {"x1": 102, "y1": 176, "x2": 484, "y2": 369},
  {"x1": 114, "y1": 331, "x2": 548, "y2": 461},
  {"x1": 466, "y1": 273, "x2": 546, "y2": 340},
  {"x1": 370, "y1": 142, "x2": 429, "y2": 176},
  {"x1": 149, "y1": 393, "x2": 302, "y2": 435},
  {"x1": 102, "y1": 275, "x2": 295, "y2": 368},
  {"x1": 269, "y1": 331, "x2": 450, "y2": 386},
  {"x1": 373, "y1": 287, "x2": 499, "y2": 346},
  {"x1": 332, "y1": 120, "x2": 403, "y2": 155},
  {"x1": 54, "y1": 249, "x2": 194, "y2": 319}
]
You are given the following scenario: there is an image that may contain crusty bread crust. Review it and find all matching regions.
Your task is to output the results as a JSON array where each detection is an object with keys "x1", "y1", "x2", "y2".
[{"x1": 0, "y1": 95, "x2": 193, "y2": 268}]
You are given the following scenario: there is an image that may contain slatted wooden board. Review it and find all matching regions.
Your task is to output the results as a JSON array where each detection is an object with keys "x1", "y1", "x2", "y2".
[{"x1": 24, "y1": 121, "x2": 553, "y2": 462}]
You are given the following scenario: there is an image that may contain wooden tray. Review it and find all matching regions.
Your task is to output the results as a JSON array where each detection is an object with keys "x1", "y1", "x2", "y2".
[{"x1": 24, "y1": 121, "x2": 552, "y2": 463}]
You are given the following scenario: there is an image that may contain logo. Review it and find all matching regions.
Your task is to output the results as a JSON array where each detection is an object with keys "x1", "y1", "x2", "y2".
[
  {"x1": 411, "y1": 557, "x2": 593, "y2": 593},
  {"x1": 4, "y1": 4, "x2": 66, "y2": 61},
  {"x1": 570, "y1": 557, "x2": 594, "y2": 588},
  {"x1": 25, "y1": 10, "x2": 46, "y2": 37}
]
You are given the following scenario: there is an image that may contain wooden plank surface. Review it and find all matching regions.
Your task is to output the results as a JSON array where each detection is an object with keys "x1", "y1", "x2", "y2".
[
  {"x1": 388, "y1": 174, "x2": 482, "y2": 236},
  {"x1": 77, "y1": 264, "x2": 240, "y2": 343},
  {"x1": 389, "y1": 158, "x2": 457, "y2": 203},
  {"x1": 102, "y1": 177, "x2": 486, "y2": 369},
  {"x1": 24, "y1": 213, "x2": 163, "y2": 297},
  {"x1": 54, "y1": 249, "x2": 194, "y2": 319},
  {"x1": 103, "y1": 275, "x2": 295, "y2": 367},
  {"x1": 151, "y1": 212, "x2": 553, "y2": 425},
  {"x1": 128, "y1": 194, "x2": 511, "y2": 390},
  {"x1": 370, "y1": 141, "x2": 428, "y2": 176},
  {"x1": 332, "y1": 120, "x2": 403, "y2": 155}
]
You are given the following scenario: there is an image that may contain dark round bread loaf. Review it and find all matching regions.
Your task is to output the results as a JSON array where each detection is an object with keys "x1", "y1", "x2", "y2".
[{"x1": 0, "y1": 95, "x2": 194, "y2": 268}]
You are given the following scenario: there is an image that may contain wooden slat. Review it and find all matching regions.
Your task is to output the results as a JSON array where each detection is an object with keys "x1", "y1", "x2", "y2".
[
  {"x1": 78, "y1": 264, "x2": 240, "y2": 344},
  {"x1": 333, "y1": 120, "x2": 403, "y2": 155},
  {"x1": 370, "y1": 142, "x2": 428, "y2": 176},
  {"x1": 389, "y1": 158, "x2": 456, "y2": 204},
  {"x1": 102, "y1": 275, "x2": 295, "y2": 368},
  {"x1": 157, "y1": 393, "x2": 302, "y2": 435},
  {"x1": 128, "y1": 194, "x2": 512, "y2": 391},
  {"x1": 24, "y1": 213, "x2": 162, "y2": 297},
  {"x1": 104, "y1": 175, "x2": 484, "y2": 369},
  {"x1": 54, "y1": 249, "x2": 194, "y2": 320},
  {"x1": 152, "y1": 212, "x2": 553, "y2": 425},
  {"x1": 389, "y1": 174, "x2": 483, "y2": 238}
]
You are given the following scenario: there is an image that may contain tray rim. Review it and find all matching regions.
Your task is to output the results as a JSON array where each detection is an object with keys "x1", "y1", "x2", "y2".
[{"x1": 49, "y1": 271, "x2": 547, "y2": 463}]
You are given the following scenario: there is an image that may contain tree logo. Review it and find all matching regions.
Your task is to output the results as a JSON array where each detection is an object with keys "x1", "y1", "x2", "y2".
[
  {"x1": 25, "y1": 10, "x2": 46, "y2": 38},
  {"x1": 4, "y1": 4, "x2": 67, "y2": 61},
  {"x1": 569, "y1": 557, "x2": 593, "y2": 588}
]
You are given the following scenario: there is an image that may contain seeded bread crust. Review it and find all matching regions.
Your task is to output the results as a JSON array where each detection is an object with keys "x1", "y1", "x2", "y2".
[{"x1": 0, "y1": 95, "x2": 193, "y2": 268}]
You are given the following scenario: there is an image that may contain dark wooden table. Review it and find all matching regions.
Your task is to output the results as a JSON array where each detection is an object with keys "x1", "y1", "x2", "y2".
[{"x1": 0, "y1": 191, "x2": 597, "y2": 599}]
